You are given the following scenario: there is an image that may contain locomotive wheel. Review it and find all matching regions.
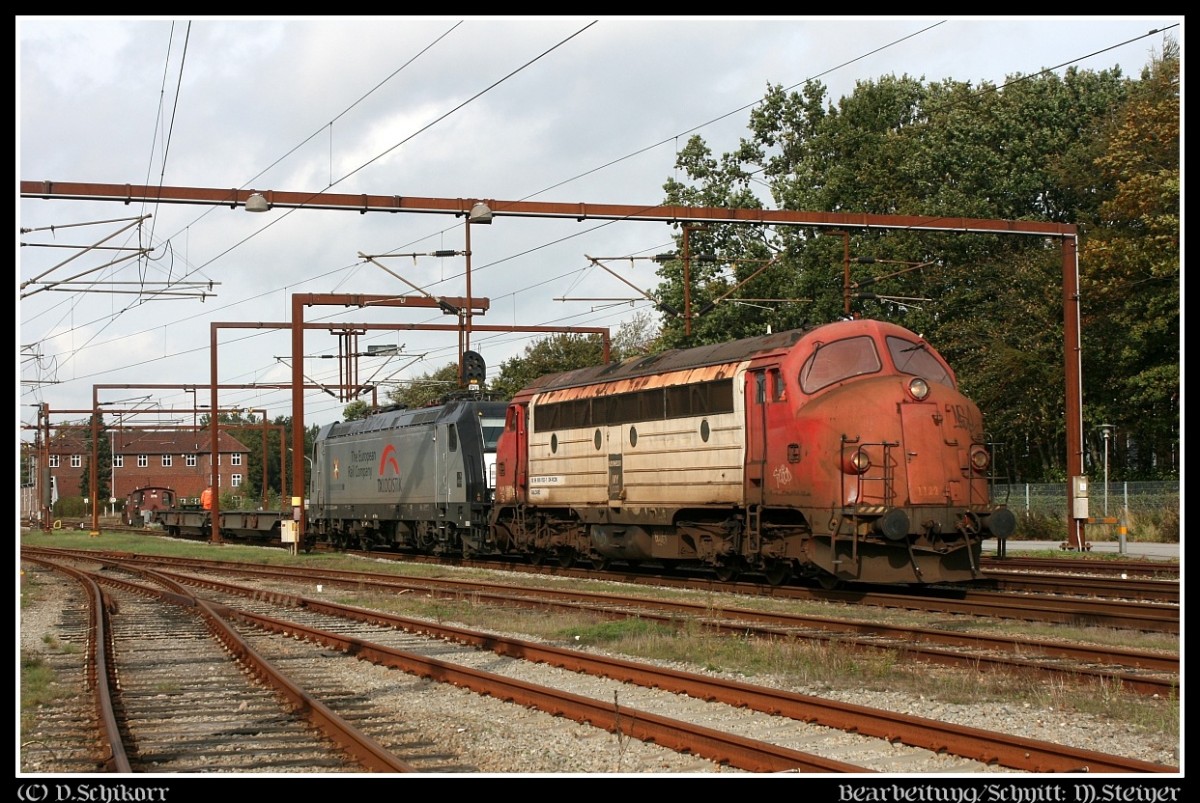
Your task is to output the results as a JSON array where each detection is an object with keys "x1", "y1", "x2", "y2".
[{"x1": 763, "y1": 561, "x2": 792, "y2": 587}]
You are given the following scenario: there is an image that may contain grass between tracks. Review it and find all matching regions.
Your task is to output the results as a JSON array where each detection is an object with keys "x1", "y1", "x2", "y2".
[
  {"x1": 19, "y1": 569, "x2": 82, "y2": 738},
  {"x1": 20, "y1": 528, "x2": 1180, "y2": 745}
]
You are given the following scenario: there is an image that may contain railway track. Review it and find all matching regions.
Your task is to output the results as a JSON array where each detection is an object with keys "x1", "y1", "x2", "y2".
[
  {"x1": 21, "y1": 557, "x2": 419, "y2": 773},
  {"x1": 345, "y1": 548, "x2": 1180, "y2": 632},
  {"x1": 54, "y1": 521, "x2": 1182, "y2": 594},
  {"x1": 21, "y1": 547, "x2": 1180, "y2": 775},
  {"x1": 981, "y1": 555, "x2": 1180, "y2": 578},
  {"x1": 25, "y1": 546, "x2": 1180, "y2": 696}
]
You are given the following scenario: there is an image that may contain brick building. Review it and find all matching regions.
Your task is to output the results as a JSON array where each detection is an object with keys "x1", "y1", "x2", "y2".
[{"x1": 40, "y1": 428, "x2": 252, "y2": 503}]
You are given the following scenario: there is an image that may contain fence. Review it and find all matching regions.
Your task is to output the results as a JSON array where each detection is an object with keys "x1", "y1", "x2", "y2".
[{"x1": 992, "y1": 481, "x2": 1179, "y2": 542}]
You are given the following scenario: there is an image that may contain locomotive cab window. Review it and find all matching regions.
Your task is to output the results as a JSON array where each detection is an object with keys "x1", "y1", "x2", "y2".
[
  {"x1": 447, "y1": 425, "x2": 458, "y2": 452},
  {"x1": 481, "y1": 417, "x2": 504, "y2": 450},
  {"x1": 799, "y1": 336, "x2": 882, "y2": 394},
  {"x1": 886, "y1": 336, "x2": 955, "y2": 389},
  {"x1": 770, "y1": 368, "x2": 786, "y2": 402}
]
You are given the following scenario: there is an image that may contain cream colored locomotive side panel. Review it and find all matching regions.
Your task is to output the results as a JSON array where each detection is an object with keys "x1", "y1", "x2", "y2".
[
  {"x1": 526, "y1": 362, "x2": 751, "y2": 507},
  {"x1": 615, "y1": 415, "x2": 744, "y2": 505},
  {"x1": 526, "y1": 430, "x2": 607, "y2": 504}
]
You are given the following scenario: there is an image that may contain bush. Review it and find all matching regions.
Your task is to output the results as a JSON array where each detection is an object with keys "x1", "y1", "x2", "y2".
[
  {"x1": 1123, "y1": 508, "x2": 1179, "y2": 543},
  {"x1": 51, "y1": 497, "x2": 87, "y2": 518},
  {"x1": 1013, "y1": 511, "x2": 1067, "y2": 541}
]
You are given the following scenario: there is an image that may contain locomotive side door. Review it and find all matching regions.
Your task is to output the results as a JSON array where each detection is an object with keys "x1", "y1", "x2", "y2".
[
  {"x1": 495, "y1": 403, "x2": 529, "y2": 505},
  {"x1": 438, "y1": 423, "x2": 459, "y2": 512},
  {"x1": 745, "y1": 365, "x2": 794, "y2": 507},
  {"x1": 745, "y1": 369, "x2": 768, "y2": 507}
]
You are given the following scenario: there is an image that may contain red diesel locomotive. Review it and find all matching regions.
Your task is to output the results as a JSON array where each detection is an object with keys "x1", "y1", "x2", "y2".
[{"x1": 490, "y1": 318, "x2": 1015, "y2": 586}]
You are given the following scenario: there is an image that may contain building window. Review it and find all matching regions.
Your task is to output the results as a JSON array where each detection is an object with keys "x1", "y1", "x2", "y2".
[
  {"x1": 70, "y1": 455, "x2": 82, "y2": 468},
  {"x1": 138, "y1": 454, "x2": 148, "y2": 468},
  {"x1": 231, "y1": 474, "x2": 242, "y2": 488},
  {"x1": 113, "y1": 455, "x2": 124, "y2": 468},
  {"x1": 162, "y1": 454, "x2": 172, "y2": 467},
  {"x1": 49, "y1": 455, "x2": 60, "y2": 468},
  {"x1": 186, "y1": 454, "x2": 197, "y2": 467},
  {"x1": 231, "y1": 453, "x2": 242, "y2": 466}
]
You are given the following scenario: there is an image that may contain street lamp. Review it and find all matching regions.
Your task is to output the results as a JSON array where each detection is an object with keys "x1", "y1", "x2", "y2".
[
  {"x1": 245, "y1": 192, "x2": 269, "y2": 213},
  {"x1": 287, "y1": 446, "x2": 314, "y2": 468},
  {"x1": 1099, "y1": 423, "x2": 1123, "y2": 554}
]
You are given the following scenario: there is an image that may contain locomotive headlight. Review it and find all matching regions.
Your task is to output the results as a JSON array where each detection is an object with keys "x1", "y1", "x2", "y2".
[
  {"x1": 969, "y1": 446, "x2": 991, "y2": 472},
  {"x1": 842, "y1": 447, "x2": 871, "y2": 474},
  {"x1": 908, "y1": 377, "x2": 930, "y2": 400}
]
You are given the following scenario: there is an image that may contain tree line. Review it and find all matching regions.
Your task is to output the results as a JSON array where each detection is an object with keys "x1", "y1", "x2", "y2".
[{"x1": 372, "y1": 41, "x2": 1178, "y2": 485}]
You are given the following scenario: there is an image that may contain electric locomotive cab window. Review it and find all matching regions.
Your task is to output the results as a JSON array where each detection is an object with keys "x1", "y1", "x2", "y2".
[
  {"x1": 481, "y1": 417, "x2": 504, "y2": 450},
  {"x1": 886, "y1": 336, "x2": 955, "y2": 389},
  {"x1": 799, "y1": 336, "x2": 882, "y2": 394}
]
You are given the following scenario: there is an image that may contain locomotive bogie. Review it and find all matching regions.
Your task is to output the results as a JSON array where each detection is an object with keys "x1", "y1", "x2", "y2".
[{"x1": 802, "y1": 535, "x2": 982, "y2": 586}]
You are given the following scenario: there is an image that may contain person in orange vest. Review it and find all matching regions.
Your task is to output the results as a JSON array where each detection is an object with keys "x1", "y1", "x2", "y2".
[{"x1": 200, "y1": 487, "x2": 214, "y2": 511}]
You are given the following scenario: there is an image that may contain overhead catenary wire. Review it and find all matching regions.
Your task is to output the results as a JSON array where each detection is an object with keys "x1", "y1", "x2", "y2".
[{"x1": 20, "y1": 20, "x2": 1174, "y2": 424}]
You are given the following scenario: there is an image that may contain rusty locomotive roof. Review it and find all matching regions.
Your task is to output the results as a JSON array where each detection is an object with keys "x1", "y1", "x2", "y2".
[{"x1": 522, "y1": 327, "x2": 808, "y2": 395}]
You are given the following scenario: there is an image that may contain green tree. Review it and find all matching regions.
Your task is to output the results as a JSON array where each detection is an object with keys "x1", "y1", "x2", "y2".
[
  {"x1": 341, "y1": 400, "x2": 372, "y2": 421},
  {"x1": 385, "y1": 363, "x2": 461, "y2": 409},
  {"x1": 1078, "y1": 41, "x2": 1180, "y2": 479},
  {"x1": 488, "y1": 334, "x2": 608, "y2": 400},
  {"x1": 652, "y1": 59, "x2": 1162, "y2": 481},
  {"x1": 80, "y1": 415, "x2": 111, "y2": 503}
]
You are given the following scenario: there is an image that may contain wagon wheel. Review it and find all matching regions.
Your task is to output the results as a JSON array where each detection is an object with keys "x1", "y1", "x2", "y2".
[
  {"x1": 590, "y1": 555, "x2": 611, "y2": 572},
  {"x1": 557, "y1": 550, "x2": 576, "y2": 569},
  {"x1": 763, "y1": 561, "x2": 792, "y2": 587},
  {"x1": 528, "y1": 550, "x2": 546, "y2": 567}
]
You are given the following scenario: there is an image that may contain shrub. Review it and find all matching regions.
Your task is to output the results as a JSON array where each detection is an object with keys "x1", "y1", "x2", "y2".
[{"x1": 1013, "y1": 511, "x2": 1066, "y2": 540}]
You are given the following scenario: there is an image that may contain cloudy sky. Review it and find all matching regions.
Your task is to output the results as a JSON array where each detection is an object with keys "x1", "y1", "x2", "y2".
[{"x1": 18, "y1": 16, "x2": 1181, "y2": 438}]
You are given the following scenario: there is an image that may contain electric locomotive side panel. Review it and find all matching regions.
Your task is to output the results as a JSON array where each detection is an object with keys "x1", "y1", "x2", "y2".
[{"x1": 310, "y1": 408, "x2": 446, "y2": 549}]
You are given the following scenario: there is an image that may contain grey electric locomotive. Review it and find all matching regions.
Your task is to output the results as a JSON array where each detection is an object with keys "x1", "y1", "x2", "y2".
[{"x1": 308, "y1": 399, "x2": 507, "y2": 553}]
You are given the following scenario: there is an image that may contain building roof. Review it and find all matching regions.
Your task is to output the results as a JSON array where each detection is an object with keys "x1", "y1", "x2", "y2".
[{"x1": 46, "y1": 429, "x2": 249, "y2": 454}]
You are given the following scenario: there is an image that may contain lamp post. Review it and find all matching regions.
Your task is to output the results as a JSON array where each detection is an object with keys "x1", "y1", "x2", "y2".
[
  {"x1": 1100, "y1": 424, "x2": 1112, "y2": 518},
  {"x1": 1099, "y1": 423, "x2": 1122, "y2": 554}
]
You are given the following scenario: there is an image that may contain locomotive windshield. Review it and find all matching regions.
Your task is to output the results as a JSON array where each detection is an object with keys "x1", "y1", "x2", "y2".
[
  {"x1": 481, "y1": 416, "x2": 504, "y2": 450},
  {"x1": 799, "y1": 336, "x2": 882, "y2": 393},
  {"x1": 886, "y1": 336, "x2": 955, "y2": 389}
]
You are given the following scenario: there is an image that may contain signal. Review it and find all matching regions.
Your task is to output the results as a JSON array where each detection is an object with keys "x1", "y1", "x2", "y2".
[{"x1": 462, "y1": 350, "x2": 486, "y2": 387}]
